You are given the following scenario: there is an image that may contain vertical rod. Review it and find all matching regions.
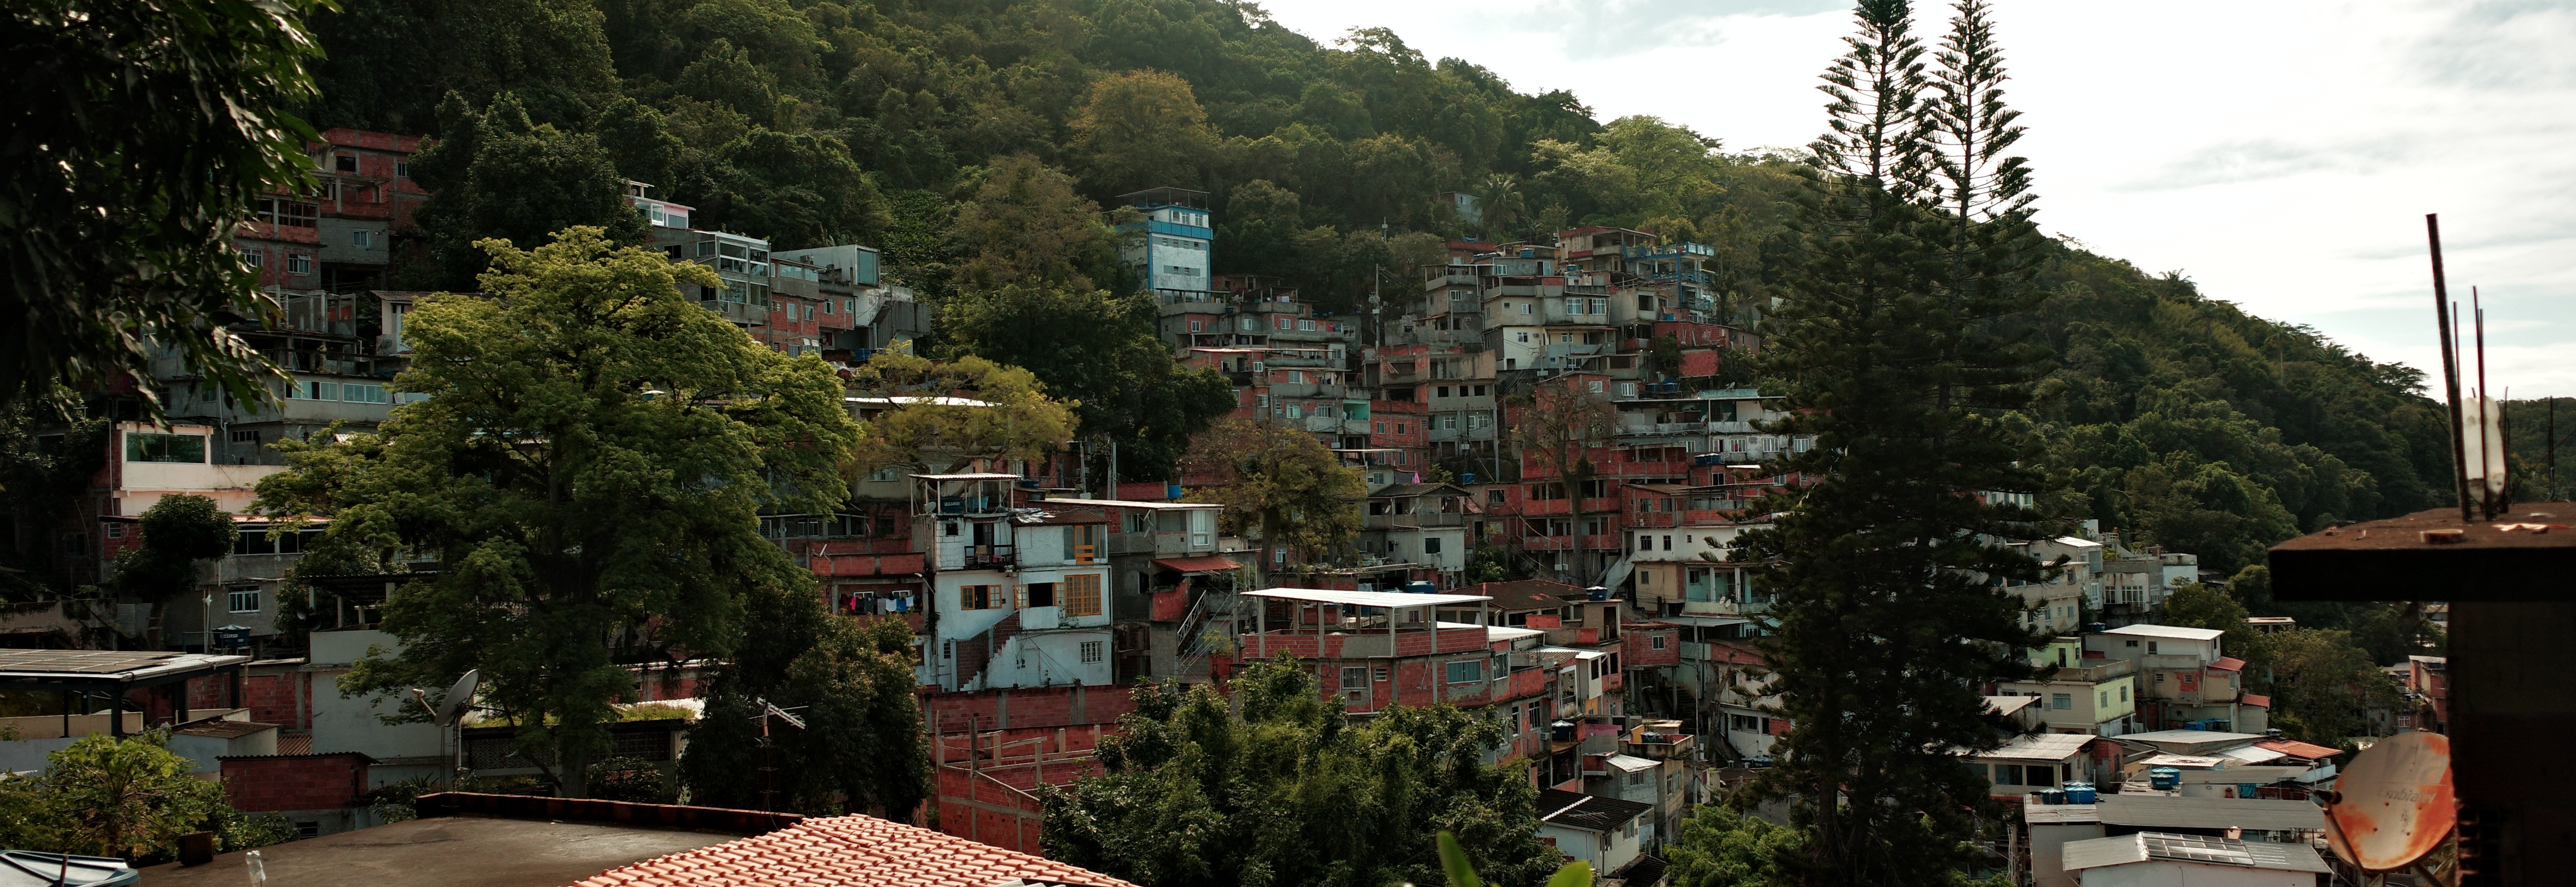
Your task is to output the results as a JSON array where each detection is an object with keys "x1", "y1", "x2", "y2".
[
  {"x1": 2474, "y1": 289, "x2": 2493, "y2": 517},
  {"x1": 2551, "y1": 396, "x2": 2559, "y2": 500},
  {"x1": 2426, "y1": 215, "x2": 2473, "y2": 522}
]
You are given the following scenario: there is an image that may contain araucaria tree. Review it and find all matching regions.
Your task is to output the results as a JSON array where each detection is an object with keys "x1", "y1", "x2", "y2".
[
  {"x1": 1732, "y1": 1, "x2": 2056, "y2": 883},
  {"x1": 255, "y1": 227, "x2": 859, "y2": 797}
]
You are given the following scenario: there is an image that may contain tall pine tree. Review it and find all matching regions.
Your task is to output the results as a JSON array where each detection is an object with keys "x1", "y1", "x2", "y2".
[{"x1": 1735, "y1": 1, "x2": 2054, "y2": 882}]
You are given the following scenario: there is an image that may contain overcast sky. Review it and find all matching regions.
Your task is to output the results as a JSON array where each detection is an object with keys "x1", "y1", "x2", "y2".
[{"x1": 1261, "y1": 0, "x2": 2575, "y2": 399}]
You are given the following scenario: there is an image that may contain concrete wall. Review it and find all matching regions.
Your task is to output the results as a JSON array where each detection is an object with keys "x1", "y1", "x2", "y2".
[
  {"x1": 2030, "y1": 823, "x2": 2105, "y2": 887},
  {"x1": 169, "y1": 727, "x2": 277, "y2": 774},
  {"x1": 307, "y1": 628, "x2": 443, "y2": 759},
  {"x1": 2075, "y1": 861, "x2": 2311, "y2": 887}
]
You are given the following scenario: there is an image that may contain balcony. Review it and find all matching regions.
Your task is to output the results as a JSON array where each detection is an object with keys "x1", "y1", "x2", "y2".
[
  {"x1": 961, "y1": 544, "x2": 1016, "y2": 570},
  {"x1": 1363, "y1": 511, "x2": 1470, "y2": 530},
  {"x1": 2039, "y1": 659, "x2": 2136, "y2": 683}
]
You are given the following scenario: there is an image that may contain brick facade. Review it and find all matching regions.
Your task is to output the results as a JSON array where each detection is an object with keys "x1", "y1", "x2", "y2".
[{"x1": 221, "y1": 752, "x2": 371, "y2": 812}]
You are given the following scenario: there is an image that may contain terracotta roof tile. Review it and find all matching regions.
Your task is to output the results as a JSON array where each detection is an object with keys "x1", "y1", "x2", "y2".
[{"x1": 571, "y1": 815, "x2": 1135, "y2": 887}]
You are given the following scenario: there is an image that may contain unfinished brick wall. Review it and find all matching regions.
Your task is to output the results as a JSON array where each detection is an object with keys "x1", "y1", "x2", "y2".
[
  {"x1": 918, "y1": 684, "x2": 1137, "y2": 734},
  {"x1": 222, "y1": 753, "x2": 369, "y2": 812},
  {"x1": 243, "y1": 669, "x2": 307, "y2": 728}
]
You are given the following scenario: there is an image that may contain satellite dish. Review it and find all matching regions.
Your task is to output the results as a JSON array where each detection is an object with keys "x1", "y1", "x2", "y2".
[
  {"x1": 432, "y1": 669, "x2": 481, "y2": 727},
  {"x1": 2318, "y1": 731, "x2": 2454, "y2": 875}
]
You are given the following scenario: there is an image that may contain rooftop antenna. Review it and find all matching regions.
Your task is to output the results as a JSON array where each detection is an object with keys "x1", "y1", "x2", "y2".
[
  {"x1": 2315, "y1": 731, "x2": 2455, "y2": 885},
  {"x1": 409, "y1": 669, "x2": 479, "y2": 781},
  {"x1": 2425, "y1": 215, "x2": 2473, "y2": 523},
  {"x1": 750, "y1": 697, "x2": 807, "y2": 811}
]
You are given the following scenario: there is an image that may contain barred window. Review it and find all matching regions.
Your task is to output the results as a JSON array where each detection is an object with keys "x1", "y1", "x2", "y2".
[{"x1": 1080, "y1": 640, "x2": 1104, "y2": 663}]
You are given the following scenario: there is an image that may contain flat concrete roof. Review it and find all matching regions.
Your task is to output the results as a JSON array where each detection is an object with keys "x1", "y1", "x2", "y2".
[
  {"x1": 136, "y1": 814, "x2": 737, "y2": 887},
  {"x1": 1244, "y1": 588, "x2": 1491, "y2": 607}
]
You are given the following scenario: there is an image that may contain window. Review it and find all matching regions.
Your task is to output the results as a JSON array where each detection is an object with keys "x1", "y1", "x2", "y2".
[
  {"x1": 1445, "y1": 659, "x2": 1483, "y2": 683},
  {"x1": 1423, "y1": 537, "x2": 1441, "y2": 555},
  {"x1": 1063, "y1": 573, "x2": 1103, "y2": 616},
  {"x1": 2051, "y1": 693, "x2": 2073, "y2": 710},
  {"x1": 395, "y1": 160, "x2": 410, "y2": 178},
  {"x1": 960, "y1": 585, "x2": 1004, "y2": 610},
  {"x1": 244, "y1": 250, "x2": 264, "y2": 268},
  {"x1": 1080, "y1": 640, "x2": 1105, "y2": 663},
  {"x1": 285, "y1": 253, "x2": 312, "y2": 274},
  {"x1": 104, "y1": 523, "x2": 123, "y2": 539},
  {"x1": 2146, "y1": 641, "x2": 2159, "y2": 653},
  {"x1": 2025, "y1": 765, "x2": 2056, "y2": 787},
  {"x1": 352, "y1": 229, "x2": 373, "y2": 247},
  {"x1": 228, "y1": 587, "x2": 261, "y2": 613},
  {"x1": 1993, "y1": 764, "x2": 2021, "y2": 786},
  {"x1": 125, "y1": 433, "x2": 206, "y2": 464},
  {"x1": 2100, "y1": 691, "x2": 2111, "y2": 707},
  {"x1": 1190, "y1": 320, "x2": 1202, "y2": 332},
  {"x1": 341, "y1": 383, "x2": 388, "y2": 403},
  {"x1": 255, "y1": 198, "x2": 317, "y2": 228},
  {"x1": 1024, "y1": 582, "x2": 1056, "y2": 608},
  {"x1": 1651, "y1": 634, "x2": 1666, "y2": 650},
  {"x1": 2120, "y1": 686, "x2": 2129, "y2": 701}
]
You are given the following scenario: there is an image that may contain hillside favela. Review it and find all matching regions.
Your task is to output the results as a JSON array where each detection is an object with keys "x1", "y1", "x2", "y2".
[{"x1": 1, "y1": 0, "x2": 2566, "y2": 885}]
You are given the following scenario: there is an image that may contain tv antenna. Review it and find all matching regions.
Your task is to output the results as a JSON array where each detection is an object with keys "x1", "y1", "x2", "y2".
[
  {"x1": 2315, "y1": 731, "x2": 2455, "y2": 886},
  {"x1": 749, "y1": 697, "x2": 808, "y2": 811},
  {"x1": 409, "y1": 669, "x2": 480, "y2": 780}
]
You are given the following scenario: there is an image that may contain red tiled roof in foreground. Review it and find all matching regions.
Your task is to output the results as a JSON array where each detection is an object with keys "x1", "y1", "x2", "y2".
[{"x1": 571, "y1": 814, "x2": 1136, "y2": 887}]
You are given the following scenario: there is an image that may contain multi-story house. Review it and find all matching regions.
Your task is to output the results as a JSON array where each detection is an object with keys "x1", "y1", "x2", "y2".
[
  {"x1": 1121, "y1": 187, "x2": 1214, "y2": 297},
  {"x1": 2084, "y1": 624, "x2": 2265, "y2": 733},
  {"x1": 1358, "y1": 483, "x2": 1473, "y2": 587},
  {"x1": 770, "y1": 244, "x2": 923, "y2": 364},
  {"x1": 1237, "y1": 588, "x2": 1555, "y2": 755},
  {"x1": 234, "y1": 129, "x2": 427, "y2": 294},
  {"x1": 1038, "y1": 496, "x2": 1228, "y2": 682},
  {"x1": 1996, "y1": 637, "x2": 2141, "y2": 736},
  {"x1": 911, "y1": 474, "x2": 1119, "y2": 692}
]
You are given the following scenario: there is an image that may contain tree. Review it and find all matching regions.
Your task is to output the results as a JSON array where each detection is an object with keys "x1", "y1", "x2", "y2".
[
  {"x1": 0, "y1": 731, "x2": 232, "y2": 860},
  {"x1": 1040, "y1": 656, "x2": 1562, "y2": 887},
  {"x1": 680, "y1": 611, "x2": 929, "y2": 817},
  {"x1": 1179, "y1": 419, "x2": 1364, "y2": 582},
  {"x1": 844, "y1": 351, "x2": 1077, "y2": 474},
  {"x1": 403, "y1": 92, "x2": 652, "y2": 289},
  {"x1": 1069, "y1": 70, "x2": 1218, "y2": 201},
  {"x1": 1510, "y1": 379, "x2": 1618, "y2": 587},
  {"x1": 111, "y1": 493, "x2": 240, "y2": 603},
  {"x1": 1730, "y1": 2, "x2": 2054, "y2": 883},
  {"x1": 255, "y1": 227, "x2": 857, "y2": 797},
  {"x1": 0, "y1": 389, "x2": 108, "y2": 589},
  {"x1": 950, "y1": 155, "x2": 1127, "y2": 293},
  {"x1": 1665, "y1": 806, "x2": 1805, "y2": 887},
  {"x1": 3, "y1": 0, "x2": 323, "y2": 413},
  {"x1": 2264, "y1": 628, "x2": 2400, "y2": 746},
  {"x1": 2160, "y1": 582, "x2": 2258, "y2": 662}
]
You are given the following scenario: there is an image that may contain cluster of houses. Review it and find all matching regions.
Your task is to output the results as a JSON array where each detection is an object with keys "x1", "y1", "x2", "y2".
[{"x1": 7, "y1": 127, "x2": 2331, "y2": 886}]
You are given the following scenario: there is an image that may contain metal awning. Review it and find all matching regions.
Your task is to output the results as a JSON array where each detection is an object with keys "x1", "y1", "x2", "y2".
[{"x1": 0, "y1": 649, "x2": 251, "y2": 737}]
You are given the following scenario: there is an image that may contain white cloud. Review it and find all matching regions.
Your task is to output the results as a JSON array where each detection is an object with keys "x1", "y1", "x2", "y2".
[{"x1": 1257, "y1": 0, "x2": 2576, "y2": 396}]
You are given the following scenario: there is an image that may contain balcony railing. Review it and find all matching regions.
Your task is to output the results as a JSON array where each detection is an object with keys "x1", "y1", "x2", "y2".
[{"x1": 961, "y1": 544, "x2": 1016, "y2": 570}]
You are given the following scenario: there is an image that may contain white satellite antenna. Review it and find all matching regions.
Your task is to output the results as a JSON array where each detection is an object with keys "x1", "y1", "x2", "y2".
[
  {"x1": 433, "y1": 669, "x2": 481, "y2": 727},
  {"x1": 2316, "y1": 731, "x2": 2455, "y2": 885}
]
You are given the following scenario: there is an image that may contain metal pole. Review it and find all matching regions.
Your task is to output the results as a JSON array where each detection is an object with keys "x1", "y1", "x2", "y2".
[
  {"x1": 2474, "y1": 289, "x2": 2494, "y2": 517},
  {"x1": 2426, "y1": 215, "x2": 2473, "y2": 522}
]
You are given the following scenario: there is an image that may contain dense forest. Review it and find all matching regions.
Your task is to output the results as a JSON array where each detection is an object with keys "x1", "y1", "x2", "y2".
[{"x1": 300, "y1": 0, "x2": 2465, "y2": 561}]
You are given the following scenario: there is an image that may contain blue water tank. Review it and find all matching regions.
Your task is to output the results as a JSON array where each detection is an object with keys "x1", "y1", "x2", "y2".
[
  {"x1": 1461, "y1": 472, "x2": 1478, "y2": 485},
  {"x1": 1166, "y1": 483, "x2": 1183, "y2": 500},
  {"x1": 2063, "y1": 782, "x2": 2097, "y2": 804},
  {"x1": 2149, "y1": 767, "x2": 2182, "y2": 790},
  {"x1": 1585, "y1": 586, "x2": 1610, "y2": 601},
  {"x1": 2034, "y1": 789, "x2": 2068, "y2": 805},
  {"x1": 1406, "y1": 581, "x2": 1438, "y2": 594}
]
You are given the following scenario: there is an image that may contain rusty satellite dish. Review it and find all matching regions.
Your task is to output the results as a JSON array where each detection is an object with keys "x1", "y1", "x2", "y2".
[{"x1": 2318, "y1": 731, "x2": 2454, "y2": 876}]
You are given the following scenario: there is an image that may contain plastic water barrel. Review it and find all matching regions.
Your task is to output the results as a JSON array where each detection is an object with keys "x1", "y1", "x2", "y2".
[
  {"x1": 2063, "y1": 782, "x2": 2097, "y2": 804},
  {"x1": 2034, "y1": 788, "x2": 2067, "y2": 805},
  {"x1": 2149, "y1": 767, "x2": 2182, "y2": 790},
  {"x1": 1461, "y1": 472, "x2": 1478, "y2": 485}
]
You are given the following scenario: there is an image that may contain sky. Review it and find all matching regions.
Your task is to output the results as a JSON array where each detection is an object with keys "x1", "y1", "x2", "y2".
[{"x1": 1260, "y1": 0, "x2": 2576, "y2": 399}]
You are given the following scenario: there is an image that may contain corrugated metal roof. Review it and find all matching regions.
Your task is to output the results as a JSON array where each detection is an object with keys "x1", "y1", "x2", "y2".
[
  {"x1": 2061, "y1": 832, "x2": 2330, "y2": 873},
  {"x1": 1535, "y1": 789, "x2": 1653, "y2": 832},
  {"x1": 2253, "y1": 738, "x2": 2342, "y2": 759},
  {"x1": 2023, "y1": 804, "x2": 2101, "y2": 825},
  {"x1": 1976, "y1": 733, "x2": 2094, "y2": 761},
  {"x1": 1602, "y1": 754, "x2": 1659, "y2": 772},
  {"x1": 2101, "y1": 625, "x2": 2226, "y2": 641}
]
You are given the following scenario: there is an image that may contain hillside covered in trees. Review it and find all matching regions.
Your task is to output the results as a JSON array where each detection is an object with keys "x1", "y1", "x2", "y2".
[{"x1": 303, "y1": 0, "x2": 2456, "y2": 559}]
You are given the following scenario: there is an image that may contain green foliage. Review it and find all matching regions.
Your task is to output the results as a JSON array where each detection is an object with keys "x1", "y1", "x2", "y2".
[
  {"x1": 4, "y1": 0, "x2": 320, "y2": 413},
  {"x1": 681, "y1": 614, "x2": 929, "y2": 817},
  {"x1": 113, "y1": 494, "x2": 241, "y2": 602},
  {"x1": 1072, "y1": 70, "x2": 1220, "y2": 199},
  {"x1": 0, "y1": 731, "x2": 237, "y2": 860},
  {"x1": 586, "y1": 756, "x2": 677, "y2": 804},
  {"x1": 255, "y1": 227, "x2": 859, "y2": 797},
  {"x1": 0, "y1": 391, "x2": 110, "y2": 593},
  {"x1": 1179, "y1": 419, "x2": 1365, "y2": 580},
  {"x1": 1665, "y1": 806, "x2": 1804, "y2": 887},
  {"x1": 404, "y1": 92, "x2": 653, "y2": 288},
  {"x1": 1042, "y1": 656, "x2": 1560, "y2": 887},
  {"x1": 2262, "y1": 628, "x2": 2401, "y2": 746},
  {"x1": 1436, "y1": 828, "x2": 1597, "y2": 887},
  {"x1": 844, "y1": 352, "x2": 1078, "y2": 472}
]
